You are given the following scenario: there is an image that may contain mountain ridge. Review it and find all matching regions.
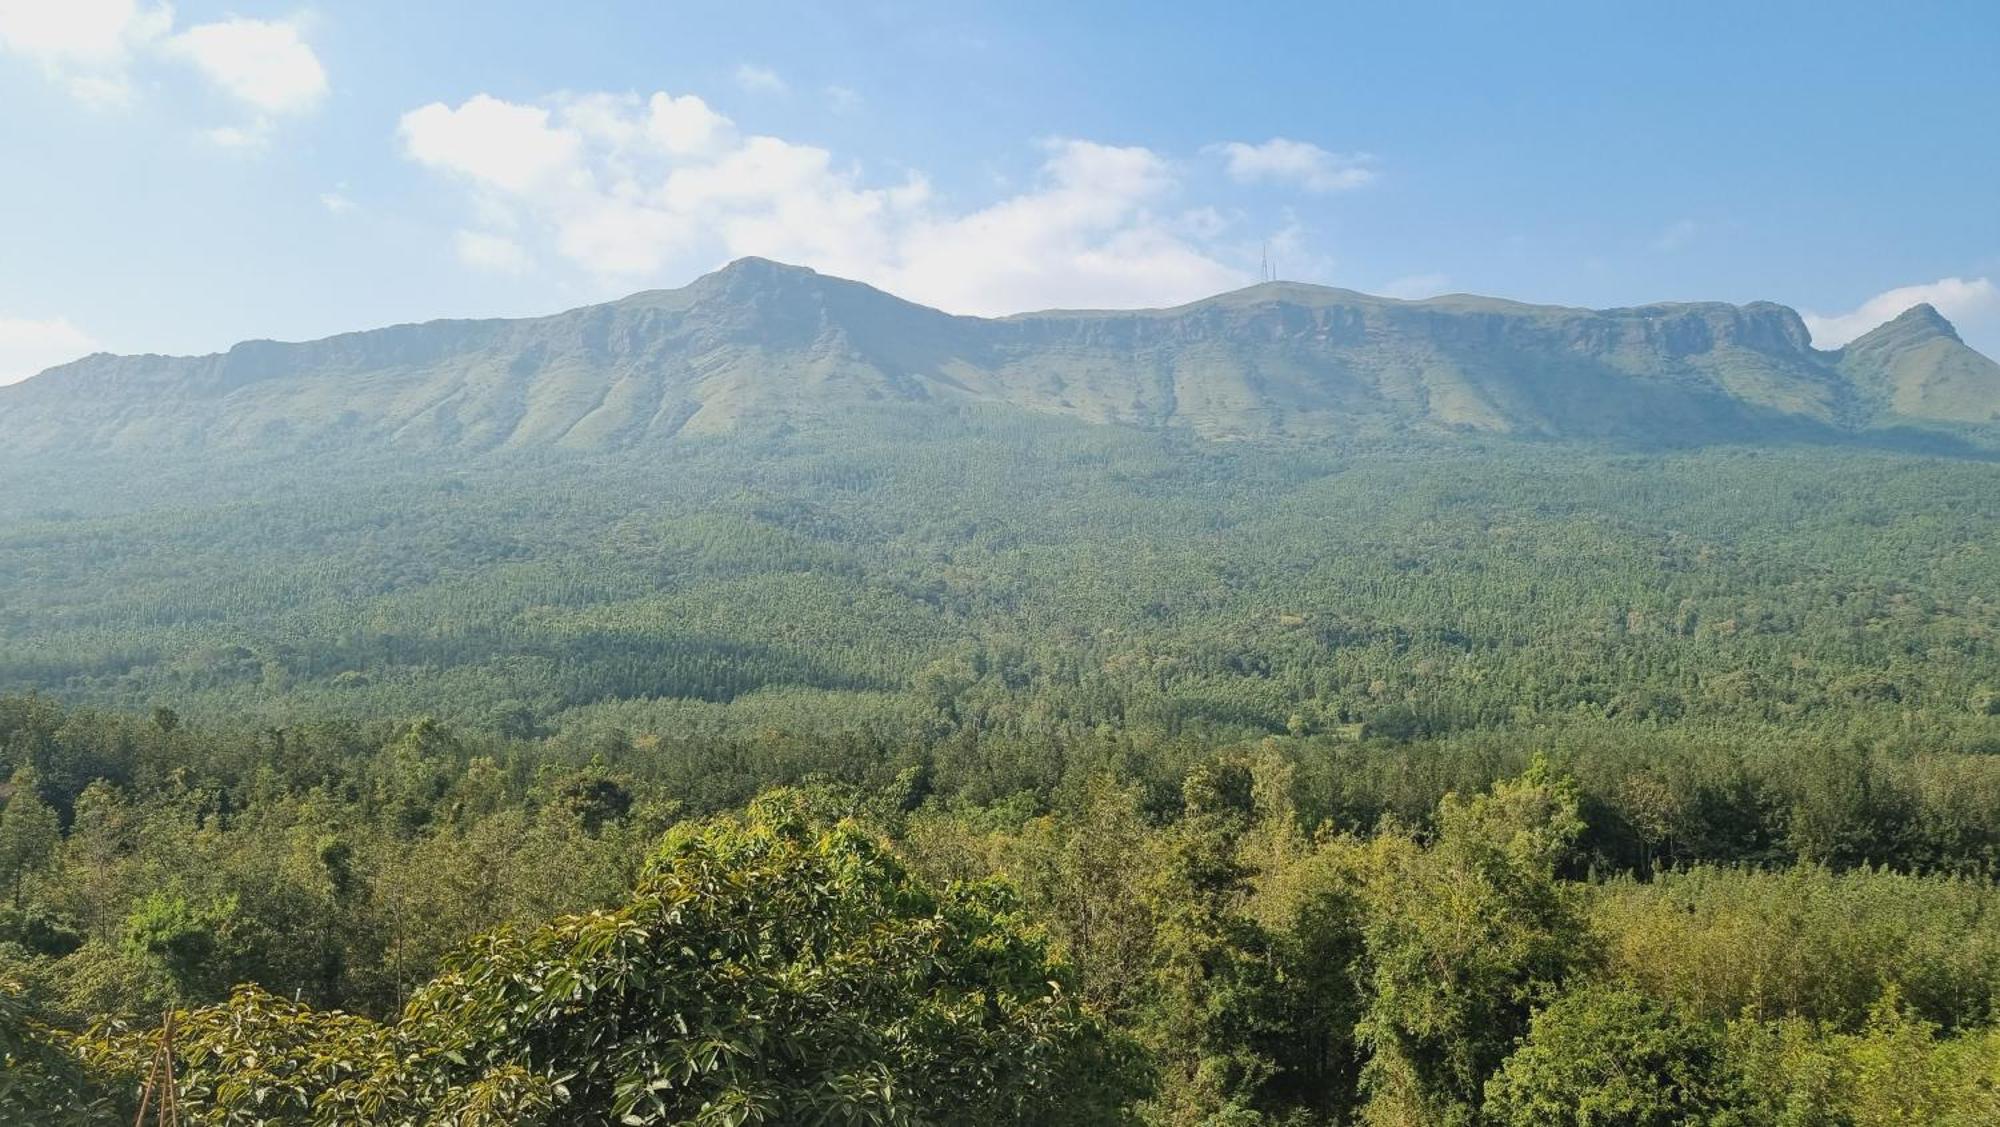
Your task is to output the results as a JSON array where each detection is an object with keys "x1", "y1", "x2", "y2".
[{"x1": 5, "y1": 258, "x2": 1997, "y2": 455}]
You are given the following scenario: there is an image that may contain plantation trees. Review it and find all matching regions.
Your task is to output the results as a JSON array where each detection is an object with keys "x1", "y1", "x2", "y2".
[{"x1": 73, "y1": 791, "x2": 1143, "y2": 1125}]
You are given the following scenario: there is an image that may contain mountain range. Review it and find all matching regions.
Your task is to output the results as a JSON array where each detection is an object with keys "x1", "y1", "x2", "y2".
[{"x1": 5, "y1": 257, "x2": 1997, "y2": 457}]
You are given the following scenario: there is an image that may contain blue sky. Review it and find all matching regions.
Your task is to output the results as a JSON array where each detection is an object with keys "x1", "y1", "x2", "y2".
[{"x1": 2, "y1": 1, "x2": 1997, "y2": 381}]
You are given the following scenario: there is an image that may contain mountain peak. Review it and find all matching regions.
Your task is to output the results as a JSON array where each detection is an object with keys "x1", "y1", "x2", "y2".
[
  {"x1": 686, "y1": 257, "x2": 834, "y2": 294},
  {"x1": 710, "y1": 256, "x2": 821, "y2": 280},
  {"x1": 1853, "y1": 303, "x2": 1962, "y2": 348},
  {"x1": 1836, "y1": 302, "x2": 1999, "y2": 425},
  {"x1": 675, "y1": 257, "x2": 868, "y2": 312}
]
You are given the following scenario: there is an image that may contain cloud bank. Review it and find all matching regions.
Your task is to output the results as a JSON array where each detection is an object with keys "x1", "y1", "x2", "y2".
[
  {"x1": 0, "y1": 1, "x2": 326, "y2": 139},
  {"x1": 401, "y1": 92, "x2": 1365, "y2": 314}
]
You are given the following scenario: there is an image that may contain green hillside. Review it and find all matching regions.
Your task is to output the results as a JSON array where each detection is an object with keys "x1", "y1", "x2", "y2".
[
  {"x1": 1838, "y1": 302, "x2": 2000, "y2": 424},
  {"x1": 6, "y1": 258, "x2": 1996, "y2": 456}
]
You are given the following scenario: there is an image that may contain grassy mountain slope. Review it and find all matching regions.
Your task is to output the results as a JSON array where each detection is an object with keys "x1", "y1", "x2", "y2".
[
  {"x1": 1837, "y1": 303, "x2": 2000, "y2": 425},
  {"x1": 6, "y1": 258, "x2": 1995, "y2": 456}
]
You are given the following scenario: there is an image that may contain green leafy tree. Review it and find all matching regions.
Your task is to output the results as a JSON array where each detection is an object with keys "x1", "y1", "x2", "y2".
[
  {"x1": 1842, "y1": 991, "x2": 2000, "y2": 1127},
  {"x1": 119, "y1": 891, "x2": 246, "y2": 1005},
  {"x1": 1256, "y1": 838, "x2": 1369, "y2": 1122},
  {"x1": 1136, "y1": 759, "x2": 1286, "y2": 1125},
  {"x1": 1483, "y1": 985, "x2": 1743, "y2": 1126},
  {"x1": 0, "y1": 769, "x2": 60, "y2": 909},
  {"x1": 405, "y1": 788, "x2": 1142, "y2": 1124},
  {"x1": 1356, "y1": 760, "x2": 1597, "y2": 1126},
  {"x1": 1728, "y1": 991, "x2": 2000, "y2": 1127},
  {"x1": 1005, "y1": 773, "x2": 1159, "y2": 1015},
  {"x1": 75, "y1": 790, "x2": 1144, "y2": 1125},
  {"x1": 72, "y1": 986, "x2": 551, "y2": 1127},
  {"x1": 0, "y1": 975, "x2": 116, "y2": 1127}
]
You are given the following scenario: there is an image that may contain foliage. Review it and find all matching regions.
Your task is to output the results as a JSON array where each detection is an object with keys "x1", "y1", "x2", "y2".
[
  {"x1": 7, "y1": 434, "x2": 2000, "y2": 779},
  {"x1": 0, "y1": 768, "x2": 59, "y2": 907},
  {"x1": 1483, "y1": 984, "x2": 1741, "y2": 1127},
  {"x1": 1354, "y1": 759, "x2": 1597, "y2": 1126},
  {"x1": 74, "y1": 987, "x2": 553, "y2": 1126},
  {"x1": 0, "y1": 713, "x2": 1996, "y2": 1124},
  {"x1": 1132, "y1": 759, "x2": 1287, "y2": 1124},
  {"x1": 1594, "y1": 865, "x2": 2000, "y2": 1030},
  {"x1": 0, "y1": 975, "x2": 115, "y2": 1126},
  {"x1": 69, "y1": 792, "x2": 1144, "y2": 1126},
  {"x1": 1729, "y1": 991, "x2": 2000, "y2": 1126}
]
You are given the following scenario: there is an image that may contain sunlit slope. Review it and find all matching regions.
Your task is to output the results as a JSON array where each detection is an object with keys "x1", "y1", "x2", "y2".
[
  {"x1": 1836, "y1": 303, "x2": 2000, "y2": 425},
  {"x1": 4, "y1": 257, "x2": 1995, "y2": 455}
]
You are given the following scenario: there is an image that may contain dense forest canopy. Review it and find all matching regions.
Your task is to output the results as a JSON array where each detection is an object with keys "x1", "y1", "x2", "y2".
[
  {"x1": 3, "y1": 400, "x2": 2000, "y2": 1122},
  {"x1": 5, "y1": 410, "x2": 2000, "y2": 747}
]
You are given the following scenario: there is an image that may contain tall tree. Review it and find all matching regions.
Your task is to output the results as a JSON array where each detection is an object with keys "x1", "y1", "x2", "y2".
[
  {"x1": 0, "y1": 769, "x2": 60, "y2": 909},
  {"x1": 1355, "y1": 760, "x2": 1597, "y2": 1127}
]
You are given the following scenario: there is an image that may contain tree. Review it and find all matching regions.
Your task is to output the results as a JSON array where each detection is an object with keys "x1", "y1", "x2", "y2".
[
  {"x1": 0, "y1": 769, "x2": 60, "y2": 909},
  {"x1": 119, "y1": 891, "x2": 245, "y2": 1005},
  {"x1": 1355, "y1": 759, "x2": 1597, "y2": 1127},
  {"x1": 1842, "y1": 990, "x2": 2000, "y2": 1127},
  {"x1": 1135, "y1": 758, "x2": 1286, "y2": 1125},
  {"x1": 1254, "y1": 835, "x2": 1369, "y2": 1122},
  {"x1": 74, "y1": 790, "x2": 1144, "y2": 1125},
  {"x1": 72, "y1": 986, "x2": 550, "y2": 1127},
  {"x1": 0, "y1": 975, "x2": 115, "y2": 1127},
  {"x1": 1004, "y1": 773, "x2": 1159, "y2": 1016},
  {"x1": 1727, "y1": 991, "x2": 2000, "y2": 1127},
  {"x1": 1483, "y1": 985, "x2": 1742, "y2": 1126},
  {"x1": 1231, "y1": 746, "x2": 1372, "y2": 1122}
]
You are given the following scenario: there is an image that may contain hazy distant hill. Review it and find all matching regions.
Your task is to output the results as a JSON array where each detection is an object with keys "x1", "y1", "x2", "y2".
[{"x1": 4, "y1": 257, "x2": 1996, "y2": 456}]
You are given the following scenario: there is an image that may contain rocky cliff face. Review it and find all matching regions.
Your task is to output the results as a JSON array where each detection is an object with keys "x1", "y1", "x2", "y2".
[{"x1": 3, "y1": 258, "x2": 1994, "y2": 458}]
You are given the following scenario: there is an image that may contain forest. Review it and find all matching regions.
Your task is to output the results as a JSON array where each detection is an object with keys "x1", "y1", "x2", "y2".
[{"x1": 3, "y1": 412, "x2": 2000, "y2": 1122}]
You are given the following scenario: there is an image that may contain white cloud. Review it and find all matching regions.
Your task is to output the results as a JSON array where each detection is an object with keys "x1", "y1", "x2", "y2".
[
  {"x1": 1213, "y1": 138, "x2": 1375, "y2": 193},
  {"x1": 733, "y1": 63, "x2": 786, "y2": 95},
  {"x1": 0, "y1": 0, "x2": 165, "y2": 61},
  {"x1": 1803, "y1": 277, "x2": 2000, "y2": 349},
  {"x1": 1652, "y1": 218, "x2": 1698, "y2": 253},
  {"x1": 0, "y1": 315, "x2": 99, "y2": 385},
  {"x1": 824, "y1": 84, "x2": 861, "y2": 113},
  {"x1": 456, "y1": 230, "x2": 532, "y2": 274},
  {"x1": 0, "y1": 0, "x2": 170, "y2": 104},
  {"x1": 1380, "y1": 273, "x2": 1451, "y2": 300},
  {"x1": 401, "y1": 95, "x2": 581, "y2": 193},
  {"x1": 890, "y1": 139, "x2": 1241, "y2": 313},
  {"x1": 0, "y1": 3, "x2": 326, "y2": 139},
  {"x1": 641, "y1": 91, "x2": 731, "y2": 156},
  {"x1": 204, "y1": 124, "x2": 258, "y2": 148},
  {"x1": 320, "y1": 188, "x2": 355, "y2": 214},
  {"x1": 164, "y1": 17, "x2": 327, "y2": 117},
  {"x1": 398, "y1": 90, "x2": 1263, "y2": 314}
]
